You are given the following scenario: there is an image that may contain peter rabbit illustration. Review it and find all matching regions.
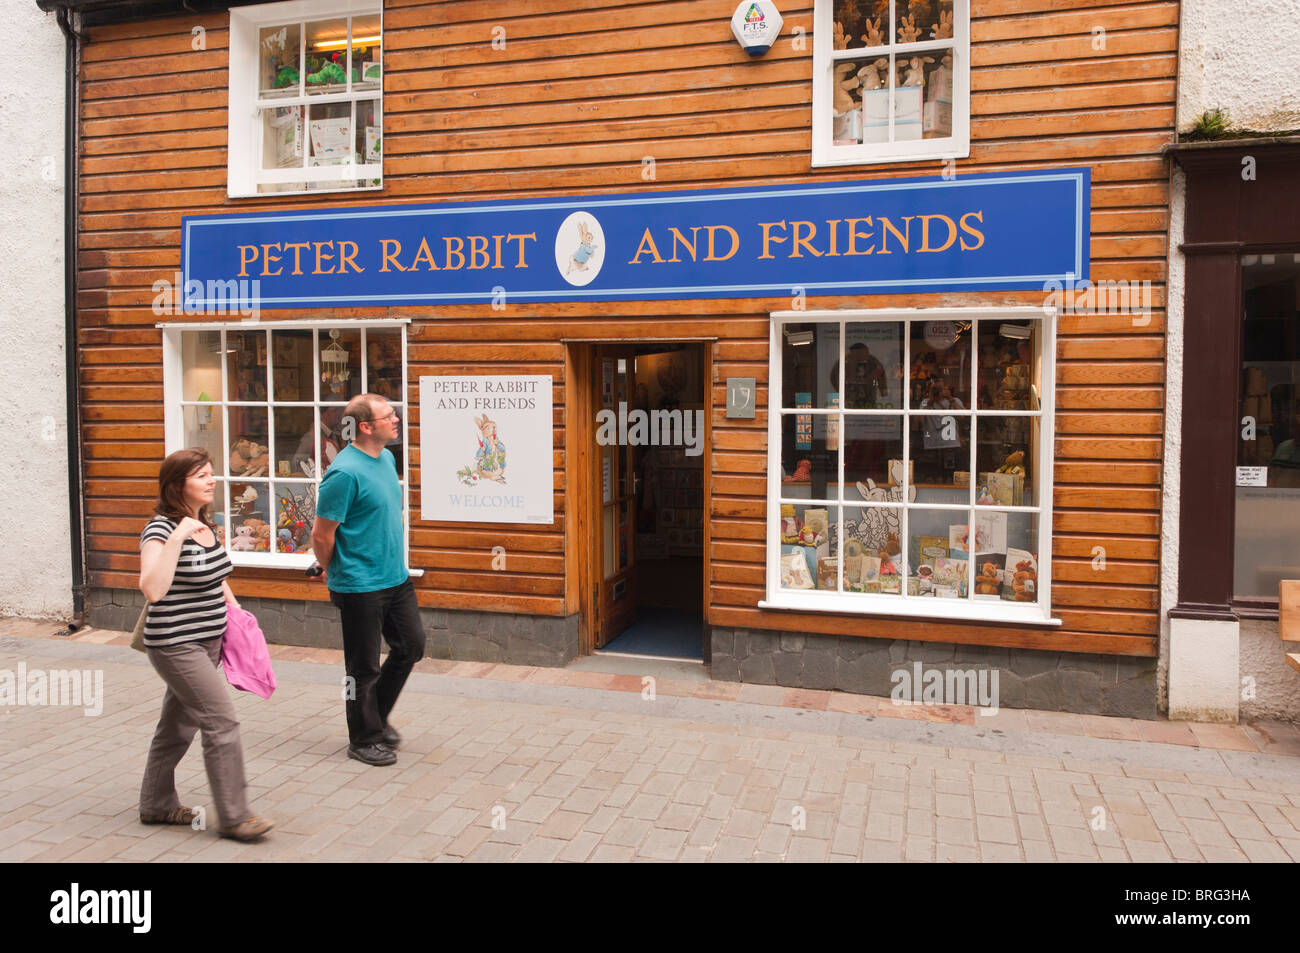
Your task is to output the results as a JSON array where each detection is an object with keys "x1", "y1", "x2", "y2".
[
  {"x1": 473, "y1": 413, "x2": 507, "y2": 483},
  {"x1": 566, "y1": 219, "x2": 598, "y2": 276}
]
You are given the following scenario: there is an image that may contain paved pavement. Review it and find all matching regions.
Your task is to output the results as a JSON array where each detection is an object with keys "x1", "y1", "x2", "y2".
[{"x1": 3, "y1": 618, "x2": 1300, "y2": 862}]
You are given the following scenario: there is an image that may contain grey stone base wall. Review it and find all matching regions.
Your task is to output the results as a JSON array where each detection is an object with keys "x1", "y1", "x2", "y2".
[
  {"x1": 87, "y1": 587, "x2": 581, "y2": 668},
  {"x1": 710, "y1": 627, "x2": 1158, "y2": 719}
]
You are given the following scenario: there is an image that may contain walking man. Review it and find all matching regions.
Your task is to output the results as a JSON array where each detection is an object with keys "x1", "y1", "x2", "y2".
[{"x1": 311, "y1": 393, "x2": 423, "y2": 766}]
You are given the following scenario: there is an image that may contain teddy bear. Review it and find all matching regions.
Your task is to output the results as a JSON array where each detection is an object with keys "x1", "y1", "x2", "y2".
[
  {"x1": 976, "y1": 561, "x2": 1001, "y2": 595},
  {"x1": 229, "y1": 525, "x2": 257, "y2": 552},
  {"x1": 229, "y1": 439, "x2": 269, "y2": 477},
  {"x1": 241, "y1": 518, "x2": 272, "y2": 552},
  {"x1": 998, "y1": 450, "x2": 1026, "y2": 476},
  {"x1": 856, "y1": 58, "x2": 890, "y2": 92},
  {"x1": 1012, "y1": 559, "x2": 1037, "y2": 602}
]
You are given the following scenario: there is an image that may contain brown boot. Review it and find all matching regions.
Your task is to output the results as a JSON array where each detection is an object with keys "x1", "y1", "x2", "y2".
[
  {"x1": 141, "y1": 806, "x2": 199, "y2": 826},
  {"x1": 219, "y1": 815, "x2": 274, "y2": 842}
]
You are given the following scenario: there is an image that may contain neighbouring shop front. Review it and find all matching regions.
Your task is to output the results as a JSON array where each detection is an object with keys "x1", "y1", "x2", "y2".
[{"x1": 64, "y1": 0, "x2": 1177, "y2": 717}]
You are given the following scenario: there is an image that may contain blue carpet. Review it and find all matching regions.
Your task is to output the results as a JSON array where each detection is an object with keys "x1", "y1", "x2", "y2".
[{"x1": 601, "y1": 606, "x2": 704, "y2": 660}]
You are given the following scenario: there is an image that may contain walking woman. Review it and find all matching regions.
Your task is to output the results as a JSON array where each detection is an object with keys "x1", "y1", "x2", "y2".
[{"x1": 138, "y1": 448, "x2": 272, "y2": 842}]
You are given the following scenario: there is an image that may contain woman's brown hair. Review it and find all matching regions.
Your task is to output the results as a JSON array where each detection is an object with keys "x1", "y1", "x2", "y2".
[{"x1": 154, "y1": 448, "x2": 216, "y2": 529}]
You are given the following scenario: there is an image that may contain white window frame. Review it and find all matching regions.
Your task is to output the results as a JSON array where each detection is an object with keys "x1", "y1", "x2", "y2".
[
  {"x1": 761, "y1": 306, "x2": 1059, "y2": 626},
  {"x1": 228, "y1": 0, "x2": 383, "y2": 198},
  {"x1": 158, "y1": 319, "x2": 414, "y2": 573},
  {"x1": 812, "y1": 0, "x2": 970, "y2": 167}
]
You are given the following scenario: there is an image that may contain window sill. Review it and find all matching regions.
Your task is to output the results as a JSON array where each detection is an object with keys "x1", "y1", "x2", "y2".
[
  {"x1": 227, "y1": 552, "x2": 424, "y2": 579},
  {"x1": 758, "y1": 592, "x2": 1060, "y2": 627}
]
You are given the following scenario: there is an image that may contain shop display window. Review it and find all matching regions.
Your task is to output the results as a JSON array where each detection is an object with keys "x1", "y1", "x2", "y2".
[
  {"x1": 166, "y1": 323, "x2": 408, "y2": 568},
  {"x1": 813, "y1": 0, "x2": 969, "y2": 167},
  {"x1": 230, "y1": 3, "x2": 382, "y2": 197},
  {"x1": 768, "y1": 309, "x2": 1054, "y2": 623},
  {"x1": 1234, "y1": 253, "x2": 1300, "y2": 600}
]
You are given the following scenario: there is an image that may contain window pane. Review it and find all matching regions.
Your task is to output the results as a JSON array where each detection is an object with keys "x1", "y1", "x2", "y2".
[
  {"x1": 229, "y1": 480, "x2": 271, "y2": 552},
  {"x1": 258, "y1": 23, "x2": 301, "y2": 98},
  {"x1": 183, "y1": 404, "x2": 225, "y2": 476},
  {"x1": 270, "y1": 329, "x2": 313, "y2": 402},
  {"x1": 977, "y1": 319, "x2": 1038, "y2": 410},
  {"x1": 1235, "y1": 253, "x2": 1300, "y2": 597},
  {"x1": 272, "y1": 406, "x2": 315, "y2": 478},
  {"x1": 843, "y1": 321, "x2": 903, "y2": 409},
  {"x1": 261, "y1": 105, "x2": 303, "y2": 172},
  {"x1": 227, "y1": 408, "x2": 269, "y2": 477},
  {"x1": 832, "y1": 0, "x2": 890, "y2": 51},
  {"x1": 843, "y1": 414, "x2": 903, "y2": 489},
  {"x1": 782, "y1": 322, "x2": 839, "y2": 409},
  {"x1": 781, "y1": 412, "x2": 834, "y2": 497},
  {"x1": 908, "y1": 414, "x2": 970, "y2": 503},
  {"x1": 975, "y1": 415, "x2": 1037, "y2": 507},
  {"x1": 320, "y1": 328, "x2": 361, "y2": 401},
  {"x1": 228, "y1": 330, "x2": 267, "y2": 401},
  {"x1": 180, "y1": 331, "x2": 223, "y2": 401},
  {"x1": 271, "y1": 481, "x2": 315, "y2": 555},
  {"x1": 973, "y1": 511, "x2": 1041, "y2": 603},
  {"x1": 840, "y1": 504, "x2": 902, "y2": 594},
  {"x1": 351, "y1": 14, "x2": 382, "y2": 91},
  {"x1": 832, "y1": 53, "x2": 889, "y2": 145},
  {"x1": 357, "y1": 97, "x2": 382, "y2": 173},
  {"x1": 907, "y1": 508, "x2": 970, "y2": 599},
  {"x1": 366, "y1": 327, "x2": 402, "y2": 400},
  {"x1": 910, "y1": 319, "x2": 971, "y2": 408},
  {"x1": 304, "y1": 18, "x2": 349, "y2": 93},
  {"x1": 779, "y1": 504, "x2": 837, "y2": 591},
  {"x1": 386, "y1": 403, "x2": 406, "y2": 479},
  {"x1": 307, "y1": 100, "x2": 355, "y2": 187}
]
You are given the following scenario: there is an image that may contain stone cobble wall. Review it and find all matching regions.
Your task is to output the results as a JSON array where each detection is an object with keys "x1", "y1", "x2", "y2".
[
  {"x1": 710, "y1": 627, "x2": 1158, "y2": 720},
  {"x1": 88, "y1": 587, "x2": 581, "y2": 668}
]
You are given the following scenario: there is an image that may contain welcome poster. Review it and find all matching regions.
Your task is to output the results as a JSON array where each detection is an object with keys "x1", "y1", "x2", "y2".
[{"x1": 418, "y1": 375, "x2": 554, "y2": 525}]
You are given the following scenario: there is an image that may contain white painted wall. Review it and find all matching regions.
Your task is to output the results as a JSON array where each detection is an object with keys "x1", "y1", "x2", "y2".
[
  {"x1": 0, "y1": 2, "x2": 71, "y2": 620},
  {"x1": 1163, "y1": 4, "x2": 1300, "y2": 723},
  {"x1": 1178, "y1": 0, "x2": 1300, "y2": 132}
]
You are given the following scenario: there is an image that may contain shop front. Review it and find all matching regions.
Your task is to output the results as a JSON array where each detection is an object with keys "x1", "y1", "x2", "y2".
[{"x1": 67, "y1": 0, "x2": 1176, "y2": 717}]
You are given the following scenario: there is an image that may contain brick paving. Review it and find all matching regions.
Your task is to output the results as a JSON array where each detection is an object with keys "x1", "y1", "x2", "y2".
[{"x1": 2, "y1": 617, "x2": 1300, "y2": 863}]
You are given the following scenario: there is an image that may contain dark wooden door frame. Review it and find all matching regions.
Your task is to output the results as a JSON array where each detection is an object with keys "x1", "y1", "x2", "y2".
[{"x1": 1167, "y1": 138, "x2": 1300, "y2": 620}]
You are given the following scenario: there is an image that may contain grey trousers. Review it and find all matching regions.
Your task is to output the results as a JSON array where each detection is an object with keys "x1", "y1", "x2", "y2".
[{"x1": 140, "y1": 636, "x2": 250, "y2": 830}]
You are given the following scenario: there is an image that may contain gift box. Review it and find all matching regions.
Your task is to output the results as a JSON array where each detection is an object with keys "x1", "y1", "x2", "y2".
[
  {"x1": 833, "y1": 109, "x2": 863, "y2": 144},
  {"x1": 923, "y1": 98, "x2": 952, "y2": 136},
  {"x1": 929, "y1": 65, "x2": 953, "y2": 102},
  {"x1": 863, "y1": 86, "x2": 922, "y2": 143}
]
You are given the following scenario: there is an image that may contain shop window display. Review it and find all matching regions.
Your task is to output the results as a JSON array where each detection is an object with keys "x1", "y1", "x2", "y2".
[
  {"x1": 814, "y1": 0, "x2": 968, "y2": 166},
  {"x1": 170, "y1": 323, "x2": 408, "y2": 565},
  {"x1": 770, "y1": 310, "x2": 1051, "y2": 620}
]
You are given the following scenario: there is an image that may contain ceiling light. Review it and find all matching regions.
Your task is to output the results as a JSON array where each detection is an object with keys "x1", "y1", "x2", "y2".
[
  {"x1": 785, "y1": 330, "x2": 814, "y2": 346},
  {"x1": 314, "y1": 35, "x2": 381, "y2": 50},
  {"x1": 999, "y1": 324, "x2": 1031, "y2": 340}
]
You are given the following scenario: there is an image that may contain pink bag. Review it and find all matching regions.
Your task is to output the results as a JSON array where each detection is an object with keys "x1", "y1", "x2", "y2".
[{"x1": 221, "y1": 605, "x2": 277, "y2": 699}]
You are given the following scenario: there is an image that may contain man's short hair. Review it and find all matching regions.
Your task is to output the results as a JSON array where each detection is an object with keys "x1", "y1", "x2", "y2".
[{"x1": 343, "y1": 393, "x2": 386, "y2": 428}]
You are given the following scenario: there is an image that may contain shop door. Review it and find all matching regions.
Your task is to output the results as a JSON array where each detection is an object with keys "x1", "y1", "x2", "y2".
[{"x1": 593, "y1": 345, "x2": 638, "y2": 647}]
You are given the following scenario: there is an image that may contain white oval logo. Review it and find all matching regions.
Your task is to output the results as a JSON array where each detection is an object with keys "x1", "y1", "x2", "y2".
[{"x1": 555, "y1": 211, "x2": 605, "y2": 287}]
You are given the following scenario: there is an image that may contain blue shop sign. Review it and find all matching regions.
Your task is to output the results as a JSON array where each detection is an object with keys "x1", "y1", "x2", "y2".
[{"x1": 181, "y1": 168, "x2": 1088, "y2": 309}]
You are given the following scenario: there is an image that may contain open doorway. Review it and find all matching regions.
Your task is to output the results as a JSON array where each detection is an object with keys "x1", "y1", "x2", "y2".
[{"x1": 582, "y1": 342, "x2": 707, "y2": 661}]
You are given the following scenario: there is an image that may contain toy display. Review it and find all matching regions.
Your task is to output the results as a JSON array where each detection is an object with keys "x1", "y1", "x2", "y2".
[{"x1": 229, "y1": 438, "x2": 269, "y2": 477}]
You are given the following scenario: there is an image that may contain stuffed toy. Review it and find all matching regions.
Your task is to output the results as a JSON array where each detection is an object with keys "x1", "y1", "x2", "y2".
[
  {"x1": 277, "y1": 528, "x2": 296, "y2": 553},
  {"x1": 1012, "y1": 559, "x2": 1037, "y2": 602},
  {"x1": 857, "y1": 58, "x2": 890, "y2": 91},
  {"x1": 832, "y1": 19, "x2": 850, "y2": 50},
  {"x1": 862, "y1": 16, "x2": 884, "y2": 47},
  {"x1": 833, "y1": 62, "x2": 860, "y2": 114},
  {"x1": 897, "y1": 13, "x2": 922, "y2": 43},
  {"x1": 229, "y1": 439, "x2": 270, "y2": 477},
  {"x1": 230, "y1": 525, "x2": 257, "y2": 552},
  {"x1": 306, "y1": 60, "x2": 347, "y2": 86},
  {"x1": 900, "y1": 55, "x2": 934, "y2": 88},
  {"x1": 998, "y1": 450, "x2": 1026, "y2": 476},
  {"x1": 930, "y1": 9, "x2": 954, "y2": 39},
  {"x1": 976, "y1": 561, "x2": 1001, "y2": 595},
  {"x1": 273, "y1": 66, "x2": 299, "y2": 89},
  {"x1": 784, "y1": 459, "x2": 812, "y2": 483}
]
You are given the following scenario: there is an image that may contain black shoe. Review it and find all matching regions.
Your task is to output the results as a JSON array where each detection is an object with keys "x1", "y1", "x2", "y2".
[
  {"x1": 381, "y1": 724, "x2": 401, "y2": 749},
  {"x1": 347, "y1": 743, "x2": 396, "y2": 766}
]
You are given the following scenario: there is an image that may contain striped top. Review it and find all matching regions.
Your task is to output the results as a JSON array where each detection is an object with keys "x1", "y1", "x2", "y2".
[{"x1": 139, "y1": 516, "x2": 233, "y2": 648}]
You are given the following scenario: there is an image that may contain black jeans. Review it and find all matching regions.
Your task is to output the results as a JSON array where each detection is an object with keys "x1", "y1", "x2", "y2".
[{"x1": 329, "y1": 578, "x2": 425, "y2": 746}]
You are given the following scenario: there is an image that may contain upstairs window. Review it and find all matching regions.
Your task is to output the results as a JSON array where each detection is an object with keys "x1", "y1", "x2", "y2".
[
  {"x1": 813, "y1": 0, "x2": 970, "y2": 167},
  {"x1": 228, "y1": 1, "x2": 382, "y2": 197}
]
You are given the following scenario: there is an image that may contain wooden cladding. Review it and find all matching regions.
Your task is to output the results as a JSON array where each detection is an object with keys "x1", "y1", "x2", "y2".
[{"x1": 77, "y1": 0, "x2": 1172, "y2": 656}]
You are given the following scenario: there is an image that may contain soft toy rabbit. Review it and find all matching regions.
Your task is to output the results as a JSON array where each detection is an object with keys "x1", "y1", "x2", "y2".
[
  {"x1": 861, "y1": 16, "x2": 885, "y2": 47},
  {"x1": 900, "y1": 55, "x2": 934, "y2": 87},
  {"x1": 857, "y1": 58, "x2": 890, "y2": 91},
  {"x1": 931, "y1": 9, "x2": 954, "y2": 39},
  {"x1": 897, "y1": 13, "x2": 922, "y2": 43},
  {"x1": 833, "y1": 61, "x2": 860, "y2": 113}
]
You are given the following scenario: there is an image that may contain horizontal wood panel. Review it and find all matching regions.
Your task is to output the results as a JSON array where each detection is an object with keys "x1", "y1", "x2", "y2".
[{"x1": 77, "y1": 0, "x2": 1174, "y2": 655}]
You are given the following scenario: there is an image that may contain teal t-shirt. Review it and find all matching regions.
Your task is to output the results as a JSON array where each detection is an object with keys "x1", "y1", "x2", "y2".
[{"x1": 316, "y1": 444, "x2": 408, "y2": 593}]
